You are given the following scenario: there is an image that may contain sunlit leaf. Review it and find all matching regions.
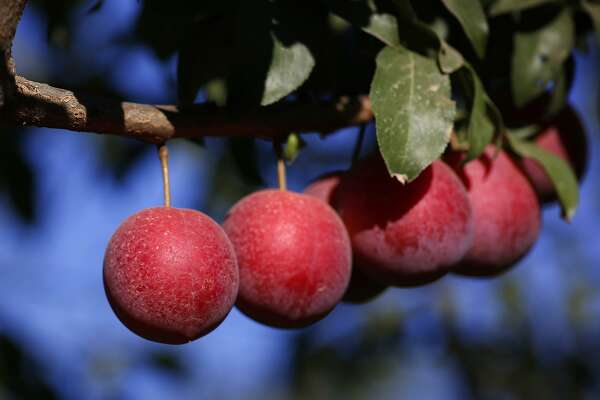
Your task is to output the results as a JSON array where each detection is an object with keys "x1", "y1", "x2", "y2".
[
  {"x1": 229, "y1": 0, "x2": 316, "y2": 107},
  {"x1": 361, "y1": 13, "x2": 400, "y2": 47},
  {"x1": 261, "y1": 34, "x2": 315, "y2": 106},
  {"x1": 370, "y1": 46, "x2": 455, "y2": 183}
]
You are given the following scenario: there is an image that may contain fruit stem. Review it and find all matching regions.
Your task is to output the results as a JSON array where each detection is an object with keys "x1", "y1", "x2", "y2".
[
  {"x1": 158, "y1": 143, "x2": 171, "y2": 207},
  {"x1": 277, "y1": 155, "x2": 287, "y2": 191},
  {"x1": 351, "y1": 124, "x2": 366, "y2": 166},
  {"x1": 273, "y1": 139, "x2": 287, "y2": 191}
]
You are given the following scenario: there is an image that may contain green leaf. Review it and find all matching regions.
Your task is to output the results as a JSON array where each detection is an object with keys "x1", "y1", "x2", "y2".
[
  {"x1": 361, "y1": 13, "x2": 400, "y2": 47},
  {"x1": 323, "y1": 0, "x2": 400, "y2": 46},
  {"x1": 547, "y1": 58, "x2": 572, "y2": 116},
  {"x1": 489, "y1": 0, "x2": 560, "y2": 16},
  {"x1": 508, "y1": 125, "x2": 540, "y2": 139},
  {"x1": 438, "y1": 40, "x2": 465, "y2": 74},
  {"x1": 440, "y1": 0, "x2": 489, "y2": 58},
  {"x1": 261, "y1": 34, "x2": 315, "y2": 106},
  {"x1": 507, "y1": 135, "x2": 578, "y2": 220},
  {"x1": 328, "y1": 0, "x2": 464, "y2": 74},
  {"x1": 511, "y1": 8, "x2": 574, "y2": 107},
  {"x1": 395, "y1": 2, "x2": 465, "y2": 73},
  {"x1": 370, "y1": 46, "x2": 455, "y2": 183},
  {"x1": 229, "y1": 0, "x2": 316, "y2": 107},
  {"x1": 582, "y1": 0, "x2": 600, "y2": 44},
  {"x1": 459, "y1": 65, "x2": 496, "y2": 160}
]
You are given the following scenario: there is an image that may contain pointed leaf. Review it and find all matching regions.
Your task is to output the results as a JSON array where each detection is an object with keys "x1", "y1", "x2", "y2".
[
  {"x1": 489, "y1": 0, "x2": 560, "y2": 16},
  {"x1": 438, "y1": 40, "x2": 464, "y2": 73},
  {"x1": 261, "y1": 34, "x2": 315, "y2": 106},
  {"x1": 229, "y1": 1, "x2": 316, "y2": 107},
  {"x1": 511, "y1": 8, "x2": 574, "y2": 107},
  {"x1": 507, "y1": 135, "x2": 578, "y2": 220},
  {"x1": 462, "y1": 65, "x2": 495, "y2": 160},
  {"x1": 323, "y1": 0, "x2": 400, "y2": 46},
  {"x1": 508, "y1": 125, "x2": 540, "y2": 139},
  {"x1": 454, "y1": 62, "x2": 504, "y2": 160},
  {"x1": 370, "y1": 46, "x2": 455, "y2": 182},
  {"x1": 361, "y1": 13, "x2": 400, "y2": 47},
  {"x1": 328, "y1": 0, "x2": 464, "y2": 74},
  {"x1": 440, "y1": 0, "x2": 489, "y2": 58}
]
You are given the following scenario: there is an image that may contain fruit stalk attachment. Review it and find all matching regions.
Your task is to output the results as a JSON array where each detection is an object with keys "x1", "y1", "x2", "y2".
[
  {"x1": 157, "y1": 143, "x2": 171, "y2": 207},
  {"x1": 273, "y1": 139, "x2": 287, "y2": 191}
]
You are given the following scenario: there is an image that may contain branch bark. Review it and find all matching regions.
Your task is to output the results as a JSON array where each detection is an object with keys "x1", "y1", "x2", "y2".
[
  {"x1": 0, "y1": 76, "x2": 373, "y2": 143},
  {"x1": 0, "y1": 0, "x2": 373, "y2": 142},
  {"x1": 0, "y1": 0, "x2": 27, "y2": 108}
]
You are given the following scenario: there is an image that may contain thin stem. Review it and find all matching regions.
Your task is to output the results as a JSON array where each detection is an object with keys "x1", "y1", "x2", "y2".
[
  {"x1": 351, "y1": 124, "x2": 366, "y2": 166},
  {"x1": 157, "y1": 143, "x2": 171, "y2": 207},
  {"x1": 273, "y1": 139, "x2": 287, "y2": 191},
  {"x1": 277, "y1": 157, "x2": 287, "y2": 191}
]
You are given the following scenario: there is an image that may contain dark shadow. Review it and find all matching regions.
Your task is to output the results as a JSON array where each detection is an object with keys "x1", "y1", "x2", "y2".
[
  {"x1": 0, "y1": 128, "x2": 36, "y2": 223},
  {"x1": 445, "y1": 151, "x2": 494, "y2": 191},
  {"x1": 342, "y1": 265, "x2": 387, "y2": 304},
  {"x1": 0, "y1": 332, "x2": 58, "y2": 399}
]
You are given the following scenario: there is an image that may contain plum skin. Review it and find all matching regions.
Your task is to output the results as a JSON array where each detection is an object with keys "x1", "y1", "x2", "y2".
[
  {"x1": 335, "y1": 158, "x2": 474, "y2": 287},
  {"x1": 103, "y1": 207, "x2": 239, "y2": 344},
  {"x1": 446, "y1": 146, "x2": 541, "y2": 276},
  {"x1": 303, "y1": 172, "x2": 344, "y2": 206},
  {"x1": 304, "y1": 172, "x2": 388, "y2": 303},
  {"x1": 492, "y1": 94, "x2": 587, "y2": 203},
  {"x1": 222, "y1": 189, "x2": 352, "y2": 328},
  {"x1": 520, "y1": 106, "x2": 587, "y2": 203}
]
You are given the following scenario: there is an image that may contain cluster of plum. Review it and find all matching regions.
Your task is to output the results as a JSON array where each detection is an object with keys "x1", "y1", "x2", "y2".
[{"x1": 102, "y1": 105, "x2": 586, "y2": 344}]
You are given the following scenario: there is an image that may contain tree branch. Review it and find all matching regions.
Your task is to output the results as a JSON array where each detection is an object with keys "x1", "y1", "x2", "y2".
[
  {"x1": 0, "y1": 76, "x2": 373, "y2": 143},
  {"x1": 0, "y1": 0, "x2": 27, "y2": 108}
]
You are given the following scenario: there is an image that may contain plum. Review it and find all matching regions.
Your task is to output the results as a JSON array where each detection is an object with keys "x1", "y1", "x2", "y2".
[
  {"x1": 223, "y1": 189, "x2": 352, "y2": 328},
  {"x1": 103, "y1": 207, "x2": 239, "y2": 344},
  {"x1": 447, "y1": 146, "x2": 541, "y2": 276},
  {"x1": 335, "y1": 157, "x2": 473, "y2": 287},
  {"x1": 304, "y1": 172, "x2": 387, "y2": 303}
]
